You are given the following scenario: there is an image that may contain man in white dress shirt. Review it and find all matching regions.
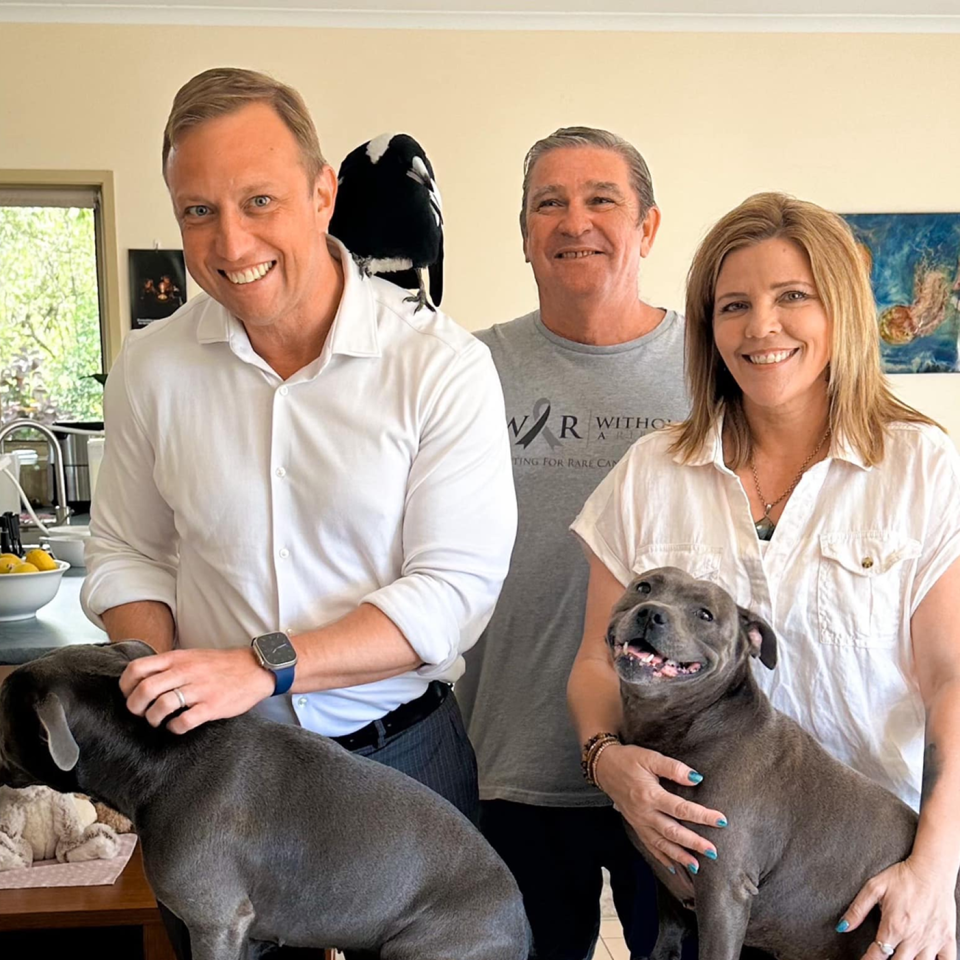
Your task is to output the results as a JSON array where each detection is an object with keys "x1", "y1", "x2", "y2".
[{"x1": 82, "y1": 67, "x2": 516, "y2": 840}]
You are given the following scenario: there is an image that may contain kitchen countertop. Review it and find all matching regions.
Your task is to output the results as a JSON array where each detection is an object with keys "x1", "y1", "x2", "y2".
[{"x1": 0, "y1": 568, "x2": 105, "y2": 664}]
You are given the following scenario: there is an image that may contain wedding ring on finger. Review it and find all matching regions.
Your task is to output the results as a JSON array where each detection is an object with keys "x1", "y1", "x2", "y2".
[
  {"x1": 876, "y1": 941, "x2": 896, "y2": 957},
  {"x1": 173, "y1": 687, "x2": 187, "y2": 711}
]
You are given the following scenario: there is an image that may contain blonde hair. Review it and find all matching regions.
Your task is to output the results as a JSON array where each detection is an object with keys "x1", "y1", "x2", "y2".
[
  {"x1": 519, "y1": 126, "x2": 655, "y2": 238},
  {"x1": 671, "y1": 192, "x2": 938, "y2": 468},
  {"x1": 162, "y1": 67, "x2": 325, "y2": 183}
]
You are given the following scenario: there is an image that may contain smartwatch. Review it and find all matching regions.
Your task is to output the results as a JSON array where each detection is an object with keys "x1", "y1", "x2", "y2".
[{"x1": 251, "y1": 632, "x2": 298, "y2": 696}]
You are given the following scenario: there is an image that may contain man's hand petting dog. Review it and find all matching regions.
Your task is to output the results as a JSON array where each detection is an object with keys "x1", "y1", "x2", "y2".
[{"x1": 120, "y1": 647, "x2": 276, "y2": 734}]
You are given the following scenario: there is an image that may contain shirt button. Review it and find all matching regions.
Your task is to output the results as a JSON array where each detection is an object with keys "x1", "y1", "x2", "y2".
[
  {"x1": 297, "y1": 697, "x2": 307, "y2": 707},
  {"x1": 275, "y1": 466, "x2": 286, "y2": 478},
  {"x1": 278, "y1": 547, "x2": 290, "y2": 560},
  {"x1": 278, "y1": 385, "x2": 289, "y2": 397},
  {"x1": 861, "y1": 557, "x2": 874, "y2": 569}
]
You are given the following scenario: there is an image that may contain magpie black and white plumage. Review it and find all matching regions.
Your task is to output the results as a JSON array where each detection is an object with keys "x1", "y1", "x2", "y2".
[{"x1": 329, "y1": 133, "x2": 444, "y2": 312}]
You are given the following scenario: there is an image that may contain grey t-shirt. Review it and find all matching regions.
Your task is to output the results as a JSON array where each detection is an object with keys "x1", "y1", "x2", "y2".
[{"x1": 458, "y1": 309, "x2": 690, "y2": 806}]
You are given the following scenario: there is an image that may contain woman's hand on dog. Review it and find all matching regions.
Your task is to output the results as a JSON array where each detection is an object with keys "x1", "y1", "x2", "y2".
[
  {"x1": 119, "y1": 648, "x2": 276, "y2": 734},
  {"x1": 595, "y1": 742, "x2": 727, "y2": 875},
  {"x1": 838, "y1": 857, "x2": 958, "y2": 960}
]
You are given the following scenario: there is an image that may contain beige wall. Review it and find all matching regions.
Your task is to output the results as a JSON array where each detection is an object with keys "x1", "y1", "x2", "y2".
[{"x1": 2, "y1": 23, "x2": 958, "y2": 438}]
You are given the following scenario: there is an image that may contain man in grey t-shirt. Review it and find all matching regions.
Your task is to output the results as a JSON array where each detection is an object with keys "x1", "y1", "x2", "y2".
[{"x1": 457, "y1": 128, "x2": 690, "y2": 960}]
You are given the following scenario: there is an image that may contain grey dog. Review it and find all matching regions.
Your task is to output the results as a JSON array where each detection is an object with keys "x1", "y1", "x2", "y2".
[
  {"x1": 607, "y1": 566, "x2": 959, "y2": 960},
  {"x1": 0, "y1": 642, "x2": 530, "y2": 960}
]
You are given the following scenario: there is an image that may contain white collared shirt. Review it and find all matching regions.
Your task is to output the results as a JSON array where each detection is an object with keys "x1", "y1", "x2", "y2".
[
  {"x1": 82, "y1": 240, "x2": 517, "y2": 736},
  {"x1": 572, "y1": 420, "x2": 960, "y2": 810}
]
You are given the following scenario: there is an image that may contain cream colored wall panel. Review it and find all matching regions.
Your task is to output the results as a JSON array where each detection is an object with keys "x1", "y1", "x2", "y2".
[{"x1": 1, "y1": 24, "x2": 958, "y2": 439}]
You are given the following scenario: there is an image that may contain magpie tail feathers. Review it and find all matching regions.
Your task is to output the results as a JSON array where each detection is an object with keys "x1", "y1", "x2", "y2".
[{"x1": 429, "y1": 230, "x2": 444, "y2": 308}]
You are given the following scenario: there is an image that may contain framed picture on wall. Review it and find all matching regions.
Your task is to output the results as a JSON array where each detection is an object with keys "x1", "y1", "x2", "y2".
[
  {"x1": 129, "y1": 248, "x2": 187, "y2": 329},
  {"x1": 841, "y1": 213, "x2": 960, "y2": 374}
]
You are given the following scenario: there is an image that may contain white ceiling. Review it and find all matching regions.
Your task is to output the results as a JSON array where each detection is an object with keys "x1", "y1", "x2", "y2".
[{"x1": 1, "y1": 0, "x2": 958, "y2": 31}]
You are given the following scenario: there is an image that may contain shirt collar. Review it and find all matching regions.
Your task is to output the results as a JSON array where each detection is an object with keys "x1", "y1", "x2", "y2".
[
  {"x1": 674, "y1": 415, "x2": 725, "y2": 469},
  {"x1": 195, "y1": 236, "x2": 381, "y2": 359},
  {"x1": 674, "y1": 411, "x2": 873, "y2": 472}
]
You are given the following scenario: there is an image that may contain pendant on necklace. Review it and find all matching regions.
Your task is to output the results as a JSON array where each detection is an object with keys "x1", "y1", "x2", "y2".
[{"x1": 755, "y1": 515, "x2": 776, "y2": 541}]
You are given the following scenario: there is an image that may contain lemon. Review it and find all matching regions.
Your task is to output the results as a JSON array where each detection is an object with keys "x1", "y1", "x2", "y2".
[
  {"x1": 0, "y1": 553, "x2": 21, "y2": 566},
  {"x1": 25, "y1": 549, "x2": 58, "y2": 572},
  {"x1": 0, "y1": 560, "x2": 17, "y2": 574},
  {"x1": 10, "y1": 562, "x2": 39, "y2": 574}
]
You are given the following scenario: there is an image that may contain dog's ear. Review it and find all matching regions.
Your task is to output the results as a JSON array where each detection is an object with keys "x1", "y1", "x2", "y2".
[
  {"x1": 112, "y1": 639, "x2": 157, "y2": 661},
  {"x1": 36, "y1": 694, "x2": 80, "y2": 772},
  {"x1": 738, "y1": 607, "x2": 778, "y2": 670}
]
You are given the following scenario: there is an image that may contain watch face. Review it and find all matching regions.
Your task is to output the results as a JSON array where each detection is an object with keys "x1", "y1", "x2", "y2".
[{"x1": 255, "y1": 632, "x2": 297, "y2": 668}]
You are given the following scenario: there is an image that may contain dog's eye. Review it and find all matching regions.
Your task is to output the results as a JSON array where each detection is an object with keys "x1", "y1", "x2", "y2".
[
  {"x1": 698, "y1": 609, "x2": 714, "y2": 622},
  {"x1": 636, "y1": 581, "x2": 652, "y2": 595}
]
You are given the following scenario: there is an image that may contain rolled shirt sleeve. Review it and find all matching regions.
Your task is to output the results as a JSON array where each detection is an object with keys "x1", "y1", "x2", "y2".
[
  {"x1": 569, "y1": 451, "x2": 639, "y2": 587},
  {"x1": 361, "y1": 340, "x2": 518, "y2": 675},
  {"x1": 909, "y1": 427, "x2": 960, "y2": 614},
  {"x1": 81, "y1": 343, "x2": 179, "y2": 630}
]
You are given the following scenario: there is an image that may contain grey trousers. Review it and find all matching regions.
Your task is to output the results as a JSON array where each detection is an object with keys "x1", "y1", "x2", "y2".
[{"x1": 158, "y1": 689, "x2": 480, "y2": 959}]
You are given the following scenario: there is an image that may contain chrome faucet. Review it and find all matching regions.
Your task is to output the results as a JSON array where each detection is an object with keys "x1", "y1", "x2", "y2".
[{"x1": 0, "y1": 419, "x2": 71, "y2": 526}]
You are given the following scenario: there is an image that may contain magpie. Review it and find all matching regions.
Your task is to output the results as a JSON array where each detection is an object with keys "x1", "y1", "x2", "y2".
[{"x1": 329, "y1": 132, "x2": 444, "y2": 312}]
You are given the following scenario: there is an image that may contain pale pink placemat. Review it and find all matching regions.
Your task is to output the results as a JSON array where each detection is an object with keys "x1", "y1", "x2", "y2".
[{"x1": 0, "y1": 833, "x2": 138, "y2": 889}]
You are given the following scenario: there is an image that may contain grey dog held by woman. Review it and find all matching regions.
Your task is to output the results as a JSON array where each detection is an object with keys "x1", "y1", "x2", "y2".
[{"x1": 608, "y1": 566, "x2": 959, "y2": 960}]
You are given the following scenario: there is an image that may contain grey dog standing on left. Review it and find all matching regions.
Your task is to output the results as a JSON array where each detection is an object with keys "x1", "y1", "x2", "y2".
[{"x1": 0, "y1": 642, "x2": 530, "y2": 960}]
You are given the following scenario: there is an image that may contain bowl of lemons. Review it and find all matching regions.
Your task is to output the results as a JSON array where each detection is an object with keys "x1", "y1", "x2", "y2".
[{"x1": 0, "y1": 549, "x2": 70, "y2": 621}]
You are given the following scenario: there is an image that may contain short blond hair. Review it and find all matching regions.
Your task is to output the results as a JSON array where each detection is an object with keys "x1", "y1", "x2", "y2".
[
  {"x1": 162, "y1": 67, "x2": 325, "y2": 183},
  {"x1": 671, "y1": 192, "x2": 938, "y2": 468}
]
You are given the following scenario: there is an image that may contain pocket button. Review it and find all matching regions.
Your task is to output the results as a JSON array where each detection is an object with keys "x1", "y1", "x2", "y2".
[{"x1": 861, "y1": 557, "x2": 874, "y2": 569}]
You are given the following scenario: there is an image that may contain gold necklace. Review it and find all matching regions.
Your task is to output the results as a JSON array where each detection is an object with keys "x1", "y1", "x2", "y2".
[{"x1": 750, "y1": 427, "x2": 830, "y2": 541}]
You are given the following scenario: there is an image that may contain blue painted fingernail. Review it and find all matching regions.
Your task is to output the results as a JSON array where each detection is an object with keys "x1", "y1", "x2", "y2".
[
  {"x1": 717, "y1": 818, "x2": 728, "y2": 827},
  {"x1": 835, "y1": 920, "x2": 849, "y2": 933},
  {"x1": 704, "y1": 849, "x2": 717, "y2": 861},
  {"x1": 688, "y1": 771, "x2": 704, "y2": 783},
  {"x1": 668, "y1": 866, "x2": 677, "y2": 875},
  {"x1": 686, "y1": 862, "x2": 699, "y2": 874}
]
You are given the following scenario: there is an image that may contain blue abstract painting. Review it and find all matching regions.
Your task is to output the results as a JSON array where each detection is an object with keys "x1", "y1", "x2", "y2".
[{"x1": 841, "y1": 213, "x2": 960, "y2": 374}]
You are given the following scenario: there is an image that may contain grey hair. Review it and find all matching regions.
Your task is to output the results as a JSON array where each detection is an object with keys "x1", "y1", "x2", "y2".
[{"x1": 519, "y1": 126, "x2": 656, "y2": 238}]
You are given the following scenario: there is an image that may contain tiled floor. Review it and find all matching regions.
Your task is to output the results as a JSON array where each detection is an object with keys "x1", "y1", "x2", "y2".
[{"x1": 597, "y1": 917, "x2": 630, "y2": 959}]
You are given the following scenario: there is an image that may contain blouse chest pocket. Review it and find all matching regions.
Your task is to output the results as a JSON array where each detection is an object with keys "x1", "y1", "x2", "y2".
[
  {"x1": 631, "y1": 544, "x2": 723, "y2": 584},
  {"x1": 817, "y1": 533, "x2": 920, "y2": 647}
]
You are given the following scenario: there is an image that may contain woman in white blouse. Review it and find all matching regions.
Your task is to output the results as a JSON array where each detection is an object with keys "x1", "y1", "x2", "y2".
[{"x1": 568, "y1": 193, "x2": 960, "y2": 960}]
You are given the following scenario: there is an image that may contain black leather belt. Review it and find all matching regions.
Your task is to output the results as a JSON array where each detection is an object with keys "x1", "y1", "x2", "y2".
[{"x1": 330, "y1": 680, "x2": 450, "y2": 751}]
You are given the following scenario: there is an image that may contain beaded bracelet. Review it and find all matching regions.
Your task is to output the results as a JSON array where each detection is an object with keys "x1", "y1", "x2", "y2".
[{"x1": 581, "y1": 731, "x2": 621, "y2": 787}]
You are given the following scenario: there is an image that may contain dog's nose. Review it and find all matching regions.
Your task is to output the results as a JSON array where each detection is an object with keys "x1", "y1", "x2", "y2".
[{"x1": 637, "y1": 606, "x2": 669, "y2": 628}]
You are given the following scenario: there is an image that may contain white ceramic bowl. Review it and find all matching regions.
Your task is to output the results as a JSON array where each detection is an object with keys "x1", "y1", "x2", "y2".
[
  {"x1": 44, "y1": 524, "x2": 90, "y2": 568},
  {"x1": 47, "y1": 535, "x2": 88, "y2": 568},
  {"x1": 0, "y1": 560, "x2": 70, "y2": 621}
]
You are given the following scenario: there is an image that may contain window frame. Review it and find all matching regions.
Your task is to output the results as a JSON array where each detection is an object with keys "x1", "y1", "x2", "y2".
[{"x1": 0, "y1": 169, "x2": 122, "y2": 370}]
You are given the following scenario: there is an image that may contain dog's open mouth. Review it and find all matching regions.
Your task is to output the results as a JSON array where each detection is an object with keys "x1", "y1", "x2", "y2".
[{"x1": 616, "y1": 638, "x2": 704, "y2": 679}]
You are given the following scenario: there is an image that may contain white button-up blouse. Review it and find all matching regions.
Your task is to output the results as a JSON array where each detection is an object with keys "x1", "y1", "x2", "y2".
[{"x1": 572, "y1": 420, "x2": 960, "y2": 810}]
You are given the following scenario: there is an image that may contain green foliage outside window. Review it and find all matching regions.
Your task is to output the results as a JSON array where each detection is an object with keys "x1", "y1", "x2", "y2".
[{"x1": 0, "y1": 206, "x2": 104, "y2": 426}]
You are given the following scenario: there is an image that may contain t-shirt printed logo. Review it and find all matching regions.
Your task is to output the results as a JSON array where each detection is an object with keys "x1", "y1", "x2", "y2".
[
  {"x1": 510, "y1": 397, "x2": 564, "y2": 449},
  {"x1": 507, "y1": 397, "x2": 672, "y2": 451}
]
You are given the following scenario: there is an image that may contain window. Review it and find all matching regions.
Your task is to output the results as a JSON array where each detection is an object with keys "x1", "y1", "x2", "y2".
[{"x1": 0, "y1": 174, "x2": 120, "y2": 427}]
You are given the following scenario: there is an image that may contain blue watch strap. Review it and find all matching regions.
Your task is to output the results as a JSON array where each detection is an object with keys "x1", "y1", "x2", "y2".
[{"x1": 272, "y1": 664, "x2": 295, "y2": 696}]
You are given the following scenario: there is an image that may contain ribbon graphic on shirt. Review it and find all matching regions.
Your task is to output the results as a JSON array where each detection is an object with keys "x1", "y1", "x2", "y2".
[{"x1": 515, "y1": 398, "x2": 561, "y2": 450}]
